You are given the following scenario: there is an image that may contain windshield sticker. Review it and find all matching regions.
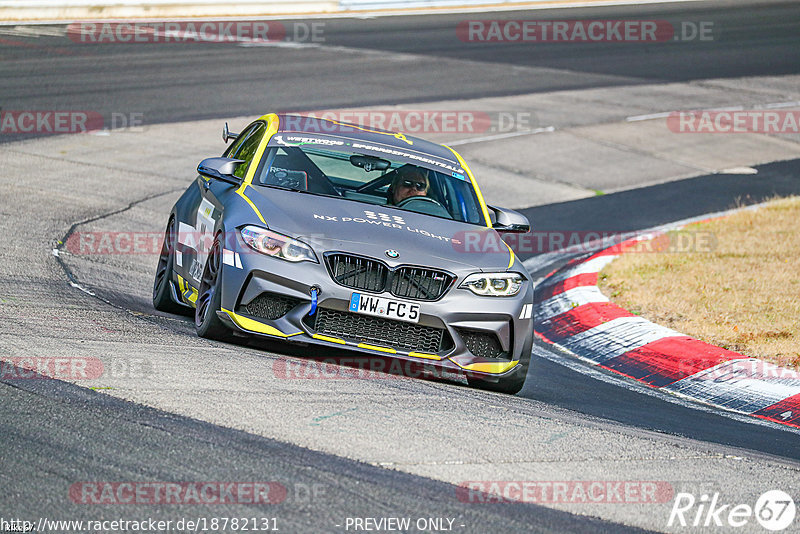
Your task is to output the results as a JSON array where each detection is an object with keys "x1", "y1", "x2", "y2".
[
  {"x1": 452, "y1": 172, "x2": 466, "y2": 180},
  {"x1": 312, "y1": 210, "x2": 462, "y2": 245},
  {"x1": 270, "y1": 133, "x2": 464, "y2": 174},
  {"x1": 348, "y1": 142, "x2": 461, "y2": 173},
  {"x1": 272, "y1": 134, "x2": 345, "y2": 147}
]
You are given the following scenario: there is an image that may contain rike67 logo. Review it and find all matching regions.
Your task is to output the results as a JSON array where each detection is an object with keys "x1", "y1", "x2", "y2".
[{"x1": 669, "y1": 490, "x2": 795, "y2": 531}]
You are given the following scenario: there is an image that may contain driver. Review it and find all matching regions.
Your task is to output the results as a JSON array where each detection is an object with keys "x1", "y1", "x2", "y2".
[{"x1": 389, "y1": 167, "x2": 429, "y2": 205}]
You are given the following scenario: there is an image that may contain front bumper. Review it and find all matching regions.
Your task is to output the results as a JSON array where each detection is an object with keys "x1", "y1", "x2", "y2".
[{"x1": 212, "y1": 245, "x2": 534, "y2": 379}]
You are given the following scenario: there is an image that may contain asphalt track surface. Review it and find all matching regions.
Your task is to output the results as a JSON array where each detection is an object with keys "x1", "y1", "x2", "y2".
[
  {"x1": 520, "y1": 158, "x2": 800, "y2": 276},
  {"x1": 2, "y1": 1, "x2": 800, "y2": 532},
  {"x1": 3, "y1": 366, "x2": 640, "y2": 533},
  {"x1": 0, "y1": 0, "x2": 798, "y2": 136}
]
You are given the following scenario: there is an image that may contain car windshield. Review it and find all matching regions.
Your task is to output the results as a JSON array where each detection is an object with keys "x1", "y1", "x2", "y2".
[{"x1": 252, "y1": 144, "x2": 487, "y2": 225}]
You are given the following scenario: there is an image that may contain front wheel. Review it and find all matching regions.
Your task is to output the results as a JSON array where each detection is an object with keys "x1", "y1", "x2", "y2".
[
  {"x1": 195, "y1": 236, "x2": 233, "y2": 341},
  {"x1": 467, "y1": 359, "x2": 529, "y2": 394},
  {"x1": 467, "y1": 332, "x2": 532, "y2": 394}
]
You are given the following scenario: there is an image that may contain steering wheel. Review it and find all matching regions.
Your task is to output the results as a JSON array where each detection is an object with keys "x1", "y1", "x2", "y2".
[
  {"x1": 395, "y1": 196, "x2": 452, "y2": 219},
  {"x1": 396, "y1": 196, "x2": 445, "y2": 209}
]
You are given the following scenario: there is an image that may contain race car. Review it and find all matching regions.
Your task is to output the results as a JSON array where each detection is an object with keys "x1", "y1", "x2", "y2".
[{"x1": 152, "y1": 113, "x2": 533, "y2": 393}]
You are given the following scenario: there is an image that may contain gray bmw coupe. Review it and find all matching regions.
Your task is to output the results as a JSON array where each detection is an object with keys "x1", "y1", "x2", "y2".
[{"x1": 153, "y1": 113, "x2": 533, "y2": 393}]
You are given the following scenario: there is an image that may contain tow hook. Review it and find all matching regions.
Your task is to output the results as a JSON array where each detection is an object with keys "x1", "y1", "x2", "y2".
[{"x1": 308, "y1": 285, "x2": 321, "y2": 316}]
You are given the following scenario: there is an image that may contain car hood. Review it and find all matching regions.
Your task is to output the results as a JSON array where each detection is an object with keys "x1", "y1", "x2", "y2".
[{"x1": 244, "y1": 187, "x2": 514, "y2": 272}]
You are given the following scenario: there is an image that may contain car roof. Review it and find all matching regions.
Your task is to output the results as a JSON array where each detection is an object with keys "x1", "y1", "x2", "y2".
[{"x1": 273, "y1": 113, "x2": 461, "y2": 167}]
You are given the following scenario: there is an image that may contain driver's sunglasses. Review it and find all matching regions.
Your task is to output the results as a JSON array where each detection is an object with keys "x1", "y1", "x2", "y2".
[{"x1": 400, "y1": 179, "x2": 427, "y2": 191}]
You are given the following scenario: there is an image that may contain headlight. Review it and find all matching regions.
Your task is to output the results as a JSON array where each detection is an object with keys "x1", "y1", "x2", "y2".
[
  {"x1": 240, "y1": 226, "x2": 318, "y2": 263},
  {"x1": 460, "y1": 272, "x2": 525, "y2": 297}
]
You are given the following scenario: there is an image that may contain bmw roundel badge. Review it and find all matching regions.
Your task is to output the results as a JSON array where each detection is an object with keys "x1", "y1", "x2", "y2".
[{"x1": 385, "y1": 249, "x2": 399, "y2": 258}]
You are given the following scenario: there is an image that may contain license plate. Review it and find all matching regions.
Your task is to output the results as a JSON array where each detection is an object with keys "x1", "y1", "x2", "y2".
[{"x1": 349, "y1": 293, "x2": 420, "y2": 324}]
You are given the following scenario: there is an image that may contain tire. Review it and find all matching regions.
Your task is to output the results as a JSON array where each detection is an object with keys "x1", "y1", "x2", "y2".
[
  {"x1": 467, "y1": 331, "x2": 532, "y2": 395},
  {"x1": 467, "y1": 359, "x2": 528, "y2": 394},
  {"x1": 195, "y1": 235, "x2": 233, "y2": 341},
  {"x1": 152, "y1": 217, "x2": 191, "y2": 316}
]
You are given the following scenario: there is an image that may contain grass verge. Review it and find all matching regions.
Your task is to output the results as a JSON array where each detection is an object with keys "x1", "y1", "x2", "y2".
[{"x1": 598, "y1": 196, "x2": 800, "y2": 370}]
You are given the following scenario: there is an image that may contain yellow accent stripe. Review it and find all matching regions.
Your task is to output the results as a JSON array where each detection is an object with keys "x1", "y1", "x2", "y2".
[
  {"x1": 234, "y1": 114, "x2": 280, "y2": 225},
  {"x1": 312, "y1": 334, "x2": 346, "y2": 345},
  {"x1": 221, "y1": 308, "x2": 302, "y2": 338},
  {"x1": 504, "y1": 241, "x2": 516, "y2": 270},
  {"x1": 450, "y1": 359, "x2": 519, "y2": 374},
  {"x1": 443, "y1": 145, "x2": 493, "y2": 228},
  {"x1": 408, "y1": 351, "x2": 441, "y2": 361},
  {"x1": 237, "y1": 185, "x2": 266, "y2": 225},
  {"x1": 357, "y1": 343, "x2": 397, "y2": 354},
  {"x1": 247, "y1": 114, "x2": 279, "y2": 186},
  {"x1": 446, "y1": 143, "x2": 513, "y2": 268},
  {"x1": 176, "y1": 275, "x2": 198, "y2": 307}
]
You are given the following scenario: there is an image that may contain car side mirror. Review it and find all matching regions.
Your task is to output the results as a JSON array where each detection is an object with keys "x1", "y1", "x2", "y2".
[
  {"x1": 197, "y1": 157, "x2": 244, "y2": 186},
  {"x1": 488, "y1": 205, "x2": 530, "y2": 233}
]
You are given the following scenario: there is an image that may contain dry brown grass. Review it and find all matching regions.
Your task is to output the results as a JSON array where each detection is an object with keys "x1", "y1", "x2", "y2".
[{"x1": 598, "y1": 196, "x2": 800, "y2": 370}]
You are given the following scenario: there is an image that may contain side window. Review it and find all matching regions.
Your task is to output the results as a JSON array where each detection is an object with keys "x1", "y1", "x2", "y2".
[
  {"x1": 223, "y1": 124, "x2": 255, "y2": 158},
  {"x1": 233, "y1": 123, "x2": 266, "y2": 179},
  {"x1": 223, "y1": 122, "x2": 266, "y2": 179}
]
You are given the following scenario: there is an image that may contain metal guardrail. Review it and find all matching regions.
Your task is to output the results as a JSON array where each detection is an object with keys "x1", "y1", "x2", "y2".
[
  {"x1": 0, "y1": 0, "x2": 339, "y2": 21},
  {"x1": 339, "y1": 0, "x2": 518, "y2": 8},
  {"x1": 0, "y1": 0, "x2": 550, "y2": 22}
]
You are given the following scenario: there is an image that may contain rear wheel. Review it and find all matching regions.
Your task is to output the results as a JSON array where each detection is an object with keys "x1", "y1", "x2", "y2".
[
  {"x1": 195, "y1": 235, "x2": 233, "y2": 341},
  {"x1": 152, "y1": 217, "x2": 191, "y2": 316}
]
